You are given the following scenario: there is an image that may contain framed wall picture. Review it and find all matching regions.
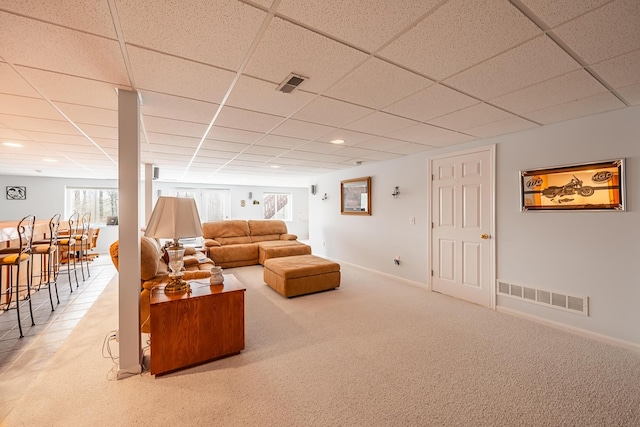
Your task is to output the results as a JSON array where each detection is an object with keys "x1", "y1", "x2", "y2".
[
  {"x1": 520, "y1": 159, "x2": 625, "y2": 211},
  {"x1": 341, "y1": 176, "x2": 371, "y2": 215},
  {"x1": 6, "y1": 186, "x2": 26, "y2": 200}
]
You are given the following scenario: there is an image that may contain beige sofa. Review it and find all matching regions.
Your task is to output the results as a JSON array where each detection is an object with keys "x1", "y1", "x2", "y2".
[
  {"x1": 203, "y1": 219, "x2": 307, "y2": 268},
  {"x1": 110, "y1": 236, "x2": 214, "y2": 333}
]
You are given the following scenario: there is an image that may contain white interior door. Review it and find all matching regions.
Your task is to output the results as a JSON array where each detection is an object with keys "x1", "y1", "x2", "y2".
[{"x1": 431, "y1": 148, "x2": 494, "y2": 308}]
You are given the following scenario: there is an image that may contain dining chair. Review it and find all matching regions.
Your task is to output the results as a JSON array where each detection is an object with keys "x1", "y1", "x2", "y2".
[
  {"x1": 58, "y1": 212, "x2": 80, "y2": 289},
  {"x1": 31, "y1": 213, "x2": 62, "y2": 311}
]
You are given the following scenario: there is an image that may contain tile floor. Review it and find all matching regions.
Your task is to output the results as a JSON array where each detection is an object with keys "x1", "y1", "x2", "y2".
[{"x1": 0, "y1": 254, "x2": 116, "y2": 421}]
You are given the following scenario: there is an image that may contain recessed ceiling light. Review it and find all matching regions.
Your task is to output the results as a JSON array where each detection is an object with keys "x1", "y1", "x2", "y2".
[
  {"x1": 43, "y1": 158, "x2": 57, "y2": 162},
  {"x1": 3, "y1": 141, "x2": 22, "y2": 147},
  {"x1": 270, "y1": 165, "x2": 281, "y2": 168},
  {"x1": 330, "y1": 139, "x2": 344, "y2": 145}
]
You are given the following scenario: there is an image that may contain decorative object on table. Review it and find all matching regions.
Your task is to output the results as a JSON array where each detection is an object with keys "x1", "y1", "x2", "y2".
[
  {"x1": 520, "y1": 159, "x2": 625, "y2": 211},
  {"x1": 341, "y1": 176, "x2": 371, "y2": 215},
  {"x1": 252, "y1": 200, "x2": 260, "y2": 205},
  {"x1": 144, "y1": 196, "x2": 204, "y2": 294},
  {"x1": 6, "y1": 186, "x2": 26, "y2": 200},
  {"x1": 210, "y1": 266, "x2": 224, "y2": 285}
]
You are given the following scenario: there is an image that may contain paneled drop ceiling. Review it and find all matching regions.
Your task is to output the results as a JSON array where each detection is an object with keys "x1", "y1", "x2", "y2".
[{"x1": 0, "y1": 0, "x2": 638, "y2": 186}]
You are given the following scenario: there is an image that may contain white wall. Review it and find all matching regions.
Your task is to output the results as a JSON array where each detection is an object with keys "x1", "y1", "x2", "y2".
[{"x1": 311, "y1": 106, "x2": 640, "y2": 346}]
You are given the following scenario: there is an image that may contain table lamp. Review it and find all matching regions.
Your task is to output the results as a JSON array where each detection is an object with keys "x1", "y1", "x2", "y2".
[{"x1": 144, "y1": 196, "x2": 203, "y2": 294}]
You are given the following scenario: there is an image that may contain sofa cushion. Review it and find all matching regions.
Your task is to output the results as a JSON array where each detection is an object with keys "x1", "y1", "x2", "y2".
[
  {"x1": 203, "y1": 220, "x2": 250, "y2": 239},
  {"x1": 248, "y1": 219, "x2": 287, "y2": 236},
  {"x1": 250, "y1": 234, "x2": 281, "y2": 243},
  {"x1": 140, "y1": 236, "x2": 161, "y2": 280}
]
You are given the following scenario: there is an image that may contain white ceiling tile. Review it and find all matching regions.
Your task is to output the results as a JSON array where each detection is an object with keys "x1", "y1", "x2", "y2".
[
  {"x1": 0, "y1": 62, "x2": 41, "y2": 97},
  {"x1": 383, "y1": 84, "x2": 480, "y2": 122},
  {"x1": 387, "y1": 123, "x2": 456, "y2": 144},
  {"x1": 1, "y1": 0, "x2": 117, "y2": 37},
  {"x1": 354, "y1": 138, "x2": 410, "y2": 151},
  {"x1": 0, "y1": 114, "x2": 78, "y2": 134},
  {"x1": 18, "y1": 131, "x2": 88, "y2": 145},
  {"x1": 445, "y1": 35, "x2": 581, "y2": 100},
  {"x1": 280, "y1": 150, "x2": 350, "y2": 164},
  {"x1": 215, "y1": 106, "x2": 284, "y2": 133},
  {"x1": 128, "y1": 46, "x2": 235, "y2": 103},
  {"x1": 427, "y1": 103, "x2": 514, "y2": 131},
  {"x1": 0, "y1": 128, "x2": 30, "y2": 141},
  {"x1": 360, "y1": 151, "x2": 403, "y2": 162},
  {"x1": 0, "y1": 94, "x2": 62, "y2": 120},
  {"x1": 55, "y1": 103, "x2": 118, "y2": 127},
  {"x1": 344, "y1": 111, "x2": 417, "y2": 135},
  {"x1": 140, "y1": 92, "x2": 219, "y2": 124},
  {"x1": 524, "y1": 92, "x2": 626, "y2": 124},
  {"x1": 520, "y1": 0, "x2": 611, "y2": 28},
  {"x1": 465, "y1": 116, "x2": 539, "y2": 138},
  {"x1": 116, "y1": 0, "x2": 266, "y2": 70},
  {"x1": 295, "y1": 141, "x2": 346, "y2": 155},
  {"x1": 617, "y1": 84, "x2": 640, "y2": 105},
  {"x1": 207, "y1": 127, "x2": 263, "y2": 144},
  {"x1": 244, "y1": 17, "x2": 369, "y2": 93},
  {"x1": 276, "y1": 0, "x2": 440, "y2": 51},
  {"x1": 256, "y1": 134, "x2": 308, "y2": 150},
  {"x1": 491, "y1": 69, "x2": 607, "y2": 114},
  {"x1": 316, "y1": 129, "x2": 375, "y2": 146},
  {"x1": 243, "y1": 145, "x2": 288, "y2": 157},
  {"x1": 143, "y1": 116, "x2": 209, "y2": 138},
  {"x1": 292, "y1": 96, "x2": 373, "y2": 127},
  {"x1": 0, "y1": 12, "x2": 128, "y2": 84},
  {"x1": 271, "y1": 119, "x2": 335, "y2": 140},
  {"x1": 78, "y1": 124, "x2": 118, "y2": 139},
  {"x1": 226, "y1": 75, "x2": 316, "y2": 117},
  {"x1": 553, "y1": 0, "x2": 640, "y2": 64},
  {"x1": 427, "y1": 132, "x2": 477, "y2": 148},
  {"x1": 201, "y1": 140, "x2": 251, "y2": 154},
  {"x1": 324, "y1": 58, "x2": 434, "y2": 109},
  {"x1": 379, "y1": 0, "x2": 541, "y2": 79},
  {"x1": 146, "y1": 133, "x2": 200, "y2": 148},
  {"x1": 591, "y1": 49, "x2": 640, "y2": 90},
  {"x1": 331, "y1": 146, "x2": 379, "y2": 159},
  {"x1": 387, "y1": 142, "x2": 435, "y2": 155},
  {"x1": 18, "y1": 67, "x2": 125, "y2": 110}
]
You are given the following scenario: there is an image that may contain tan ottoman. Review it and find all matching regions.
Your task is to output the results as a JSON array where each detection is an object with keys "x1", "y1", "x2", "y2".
[
  {"x1": 259, "y1": 243, "x2": 311, "y2": 265},
  {"x1": 263, "y1": 255, "x2": 340, "y2": 297}
]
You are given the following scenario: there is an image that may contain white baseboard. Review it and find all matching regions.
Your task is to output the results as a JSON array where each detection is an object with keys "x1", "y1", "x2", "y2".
[
  {"x1": 329, "y1": 258, "x2": 429, "y2": 290},
  {"x1": 497, "y1": 306, "x2": 640, "y2": 354}
]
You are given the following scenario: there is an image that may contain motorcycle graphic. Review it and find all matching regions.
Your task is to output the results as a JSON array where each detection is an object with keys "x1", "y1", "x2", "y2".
[{"x1": 541, "y1": 175, "x2": 595, "y2": 201}]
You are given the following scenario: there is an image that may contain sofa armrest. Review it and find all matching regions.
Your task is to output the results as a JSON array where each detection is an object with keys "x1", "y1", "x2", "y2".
[
  {"x1": 204, "y1": 238, "x2": 221, "y2": 247},
  {"x1": 280, "y1": 233, "x2": 298, "y2": 241}
]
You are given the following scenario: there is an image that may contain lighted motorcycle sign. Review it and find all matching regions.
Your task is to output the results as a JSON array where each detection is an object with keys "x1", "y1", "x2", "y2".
[{"x1": 520, "y1": 159, "x2": 625, "y2": 211}]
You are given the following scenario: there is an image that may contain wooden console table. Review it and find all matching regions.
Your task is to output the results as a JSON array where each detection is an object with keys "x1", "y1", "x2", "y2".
[{"x1": 149, "y1": 274, "x2": 246, "y2": 375}]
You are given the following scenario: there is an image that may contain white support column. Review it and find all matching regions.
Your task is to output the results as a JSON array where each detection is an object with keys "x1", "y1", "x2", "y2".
[
  {"x1": 117, "y1": 89, "x2": 142, "y2": 379},
  {"x1": 144, "y1": 163, "x2": 153, "y2": 226}
]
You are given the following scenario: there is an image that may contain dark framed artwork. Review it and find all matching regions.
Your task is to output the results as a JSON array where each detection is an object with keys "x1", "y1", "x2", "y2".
[
  {"x1": 341, "y1": 177, "x2": 371, "y2": 215},
  {"x1": 6, "y1": 186, "x2": 26, "y2": 200},
  {"x1": 520, "y1": 159, "x2": 625, "y2": 211}
]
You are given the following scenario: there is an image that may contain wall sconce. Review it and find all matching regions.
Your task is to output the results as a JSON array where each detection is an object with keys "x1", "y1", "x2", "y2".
[
  {"x1": 392, "y1": 186, "x2": 400, "y2": 199},
  {"x1": 321, "y1": 193, "x2": 328, "y2": 202}
]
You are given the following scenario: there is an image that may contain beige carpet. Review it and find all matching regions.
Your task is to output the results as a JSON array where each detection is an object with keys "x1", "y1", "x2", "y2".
[{"x1": 4, "y1": 264, "x2": 640, "y2": 426}]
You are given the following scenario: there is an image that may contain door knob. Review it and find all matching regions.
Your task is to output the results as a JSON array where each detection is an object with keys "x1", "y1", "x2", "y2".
[{"x1": 481, "y1": 233, "x2": 490, "y2": 239}]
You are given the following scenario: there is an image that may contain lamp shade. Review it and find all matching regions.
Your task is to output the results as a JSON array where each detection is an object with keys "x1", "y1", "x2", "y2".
[{"x1": 144, "y1": 196, "x2": 203, "y2": 240}]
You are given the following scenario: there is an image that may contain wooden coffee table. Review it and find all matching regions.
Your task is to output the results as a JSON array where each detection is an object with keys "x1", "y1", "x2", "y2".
[{"x1": 149, "y1": 274, "x2": 246, "y2": 375}]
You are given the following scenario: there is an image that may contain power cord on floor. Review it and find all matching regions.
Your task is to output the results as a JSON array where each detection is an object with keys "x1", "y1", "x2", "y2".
[{"x1": 103, "y1": 329, "x2": 119, "y2": 381}]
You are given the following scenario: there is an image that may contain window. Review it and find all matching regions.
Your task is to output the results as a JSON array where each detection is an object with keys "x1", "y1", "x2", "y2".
[
  {"x1": 66, "y1": 187, "x2": 118, "y2": 224},
  {"x1": 263, "y1": 192, "x2": 292, "y2": 221},
  {"x1": 164, "y1": 188, "x2": 230, "y2": 222}
]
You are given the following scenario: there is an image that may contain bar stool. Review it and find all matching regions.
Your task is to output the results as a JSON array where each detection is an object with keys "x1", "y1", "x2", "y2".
[
  {"x1": 75, "y1": 212, "x2": 91, "y2": 280},
  {"x1": 31, "y1": 213, "x2": 62, "y2": 311},
  {"x1": 0, "y1": 214, "x2": 36, "y2": 338},
  {"x1": 58, "y1": 212, "x2": 80, "y2": 289}
]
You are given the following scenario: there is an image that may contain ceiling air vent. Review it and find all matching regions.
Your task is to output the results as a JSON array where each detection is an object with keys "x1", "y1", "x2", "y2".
[{"x1": 277, "y1": 73, "x2": 308, "y2": 93}]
